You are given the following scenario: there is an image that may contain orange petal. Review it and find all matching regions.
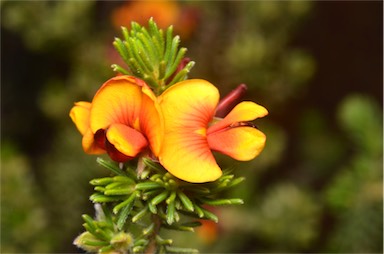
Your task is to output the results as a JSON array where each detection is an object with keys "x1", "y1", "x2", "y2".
[
  {"x1": 106, "y1": 123, "x2": 148, "y2": 157},
  {"x1": 208, "y1": 126, "x2": 266, "y2": 161},
  {"x1": 135, "y1": 77, "x2": 164, "y2": 156},
  {"x1": 139, "y1": 93, "x2": 163, "y2": 156},
  {"x1": 208, "y1": 101, "x2": 268, "y2": 135},
  {"x1": 90, "y1": 76, "x2": 143, "y2": 133},
  {"x1": 158, "y1": 79, "x2": 222, "y2": 183},
  {"x1": 69, "y1": 101, "x2": 92, "y2": 135}
]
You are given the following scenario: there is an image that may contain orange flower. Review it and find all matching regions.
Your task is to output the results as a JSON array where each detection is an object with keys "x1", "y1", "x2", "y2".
[
  {"x1": 158, "y1": 79, "x2": 268, "y2": 183},
  {"x1": 196, "y1": 206, "x2": 220, "y2": 244},
  {"x1": 111, "y1": 0, "x2": 199, "y2": 39},
  {"x1": 70, "y1": 76, "x2": 162, "y2": 162}
]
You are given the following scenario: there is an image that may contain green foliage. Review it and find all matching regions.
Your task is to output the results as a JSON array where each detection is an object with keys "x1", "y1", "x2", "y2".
[
  {"x1": 324, "y1": 95, "x2": 383, "y2": 252},
  {"x1": 75, "y1": 158, "x2": 244, "y2": 253},
  {"x1": 1, "y1": 144, "x2": 53, "y2": 252},
  {"x1": 2, "y1": 1, "x2": 93, "y2": 50},
  {"x1": 112, "y1": 19, "x2": 195, "y2": 93},
  {"x1": 254, "y1": 184, "x2": 321, "y2": 251}
]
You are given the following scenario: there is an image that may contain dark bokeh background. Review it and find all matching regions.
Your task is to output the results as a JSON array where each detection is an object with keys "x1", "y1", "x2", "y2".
[{"x1": 1, "y1": 1, "x2": 382, "y2": 253}]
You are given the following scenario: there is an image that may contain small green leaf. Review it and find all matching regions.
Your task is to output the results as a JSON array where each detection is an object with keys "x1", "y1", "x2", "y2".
[
  {"x1": 177, "y1": 191, "x2": 194, "y2": 212},
  {"x1": 151, "y1": 190, "x2": 169, "y2": 206},
  {"x1": 166, "y1": 35, "x2": 180, "y2": 70},
  {"x1": 121, "y1": 26, "x2": 130, "y2": 41},
  {"x1": 113, "y1": 175, "x2": 136, "y2": 184},
  {"x1": 104, "y1": 187, "x2": 134, "y2": 196},
  {"x1": 156, "y1": 235, "x2": 173, "y2": 245},
  {"x1": 133, "y1": 246, "x2": 145, "y2": 253},
  {"x1": 90, "y1": 193, "x2": 124, "y2": 203},
  {"x1": 96, "y1": 158, "x2": 125, "y2": 176},
  {"x1": 128, "y1": 58, "x2": 143, "y2": 77},
  {"x1": 201, "y1": 207, "x2": 218, "y2": 223},
  {"x1": 163, "y1": 26, "x2": 174, "y2": 65},
  {"x1": 94, "y1": 186, "x2": 106, "y2": 192},
  {"x1": 164, "y1": 47, "x2": 186, "y2": 80},
  {"x1": 133, "y1": 238, "x2": 149, "y2": 247},
  {"x1": 142, "y1": 222, "x2": 155, "y2": 236},
  {"x1": 116, "y1": 200, "x2": 135, "y2": 230},
  {"x1": 166, "y1": 191, "x2": 177, "y2": 205},
  {"x1": 82, "y1": 214, "x2": 97, "y2": 233},
  {"x1": 81, "y1": 239, "x2": 109, "y2": 247},
  {"x1": 187, "y1": 185, "x2": 210, "y2": 195},
  {"x1": 132, "y1": 206, "x2": 149, "y2": 223},
  {"x1": 159, "y1": 60, "x2": 167, "y2": 80},
  {"x1": 111, "y1": 64, "x2": 130, "y2": 75},
  {"x1": 95, "y1": 228, "x2": 114, "y2": 241},
  {"x1": 90, "y1": 177, "x2": 114, "y2": 186},
  {"x1": 193, "y1": 204, "x2": 204, "y2": 218},
  {"x1": 113, "y1": 38, "x2": 130, "y2": 63},
  {"x1": 113, "y1": 191, "x2": 138, "y2": 214},
  {"x1": 227, "y1": 176, "x2": 246, "y2": 188},
  {"x1": 139, "y1": 168, "x2": 151, "y2": 180},
  {"x1": 142, "y1": 189, "x2": 162, "y2": 201},
  {"x1": 105, "y1": 181, "x2": 128, "y2": 190},
  {"x1": 150, "y1": 173, "x2": 163, "y2": 181},
  {"x1": 199, "y1": 198, "x2": 244, "y2": 206},
  {"x1": 166, "y1": 200, "x2": 176, "y2": 225},
  {"x1": 99, "y1": 245, "x2": 114, "y2": 253},
  {"x1": 135, "y1": 181, "x2": 163, "y2": 190},
  {"x1": 142, "y1": 157, "x2": 163, "y2": 171},
  {"x1": 148, "y1": 202, "x2": 157, "y2": 214},
  {"x1": 162, "y1": 222, "x2": 194, "y2": 232},
  {"x1": 166, "y1": 246, "x2": 199, "y2": 253},
  {"x1": 181, "y1": 221, "x2": 202, "y2": 228}
]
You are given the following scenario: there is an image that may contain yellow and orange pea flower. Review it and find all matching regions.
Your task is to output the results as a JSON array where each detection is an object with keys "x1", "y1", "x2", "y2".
[
  {"x1": 70, "y1": 77, "x2": 267, "y2": 183},
  {"x1": 69, "y1": 75, "x2": 162, "y2": 162},
  {"x1": 158, "y1": 79, "x2": 268, "y2": 183},
  {"x1": 111, "y1": 0, "x2": 199, "y2": 40}
]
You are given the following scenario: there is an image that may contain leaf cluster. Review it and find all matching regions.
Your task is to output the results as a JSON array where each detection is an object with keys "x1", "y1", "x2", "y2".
[
  {"x1": 76, "y1": 157, "x2": 244, "y2": 253},
  {"x1": 112, "y1": 18, "x2": 195, "y2": 94}
]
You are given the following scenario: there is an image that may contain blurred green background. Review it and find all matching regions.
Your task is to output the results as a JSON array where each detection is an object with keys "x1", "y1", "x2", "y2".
[{"x1": 1, "y1": 1, "x2": 382, "y2": 253}]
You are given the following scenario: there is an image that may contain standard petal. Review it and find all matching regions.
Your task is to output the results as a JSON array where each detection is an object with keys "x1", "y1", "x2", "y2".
[
  {"x1": 69, "y1": 101, "x2": 92, "y2": 135},
  {"x1": 90, "y1": 76, "x2": 143, "y2": 133},
  {"x1": 207, "y1": 126, "x2": 266, "y2": 161},
  {"x1": 208, "y1": 101, "x2": 268, "y2": 135},
  {"x1": 106, "y1": 123, "x2": 148, "y2": 157},
  {"x1": 159, "y1": 79, "x2": 219, "y2": 131},
  {"x1": 158, "y1": 79, "x2": 222, "y2": 182}
]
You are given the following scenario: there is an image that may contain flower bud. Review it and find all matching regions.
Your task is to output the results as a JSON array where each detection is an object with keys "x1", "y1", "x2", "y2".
[{"x1": 215, "y1": 84, "x2": 247, "y2": 118}]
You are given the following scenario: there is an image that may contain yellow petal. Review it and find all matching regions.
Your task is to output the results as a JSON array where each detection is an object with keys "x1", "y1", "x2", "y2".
[
  {"x1": 208, "y1": 126, "x2": 266, "y2": 161},
  {"x1": 158, "y1": 79, "x2": 222, "y2": 183},
  {"x1": 69, "y1": 101, "x2": 92, "y2": 135},
  {"x1": 208, "y1": 101, "x2": 268, "y2": 135},
  {"x1": 90, "y1": 76, "x2": 143, "y2": 133},
  {"x1": 106, "y1": 123, "x2": 148, "y2": 157}
]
